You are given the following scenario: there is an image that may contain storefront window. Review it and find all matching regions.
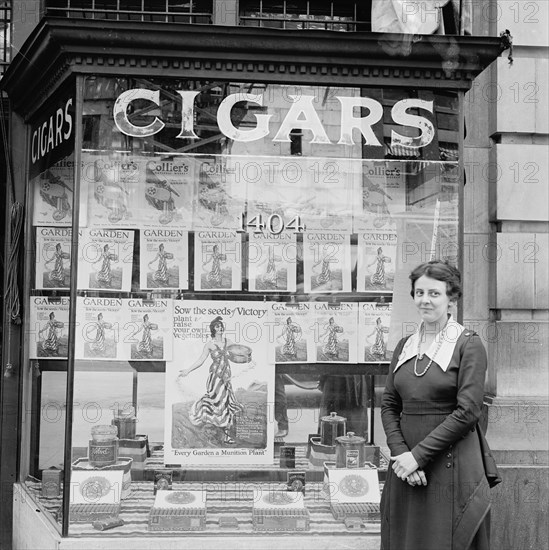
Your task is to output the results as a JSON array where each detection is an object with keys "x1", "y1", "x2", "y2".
[{"x1": 25, "y1": 75, "x2": 460, "y2": 536}]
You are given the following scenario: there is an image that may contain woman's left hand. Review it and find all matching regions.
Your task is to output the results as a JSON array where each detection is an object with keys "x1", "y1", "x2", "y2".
[{"x1": 390, "y1": 451, "x2": 420, "y2": 480}]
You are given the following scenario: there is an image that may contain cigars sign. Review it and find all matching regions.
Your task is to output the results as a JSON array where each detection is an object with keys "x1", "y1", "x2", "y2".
[
  {"x1": 113, "y1": 90, "x2": 436, "y2": 149},
  {"x1": 29, "y1": 88, "x2": 75, "y2": 179}
]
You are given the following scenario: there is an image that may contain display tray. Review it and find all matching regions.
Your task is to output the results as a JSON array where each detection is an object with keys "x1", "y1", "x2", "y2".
[
  {"x1": 143, "y1": 446, "x2": 389, "y2": 482},
  {"x1": 25, "y1": 481, "x2": 382, "y2": 537}
]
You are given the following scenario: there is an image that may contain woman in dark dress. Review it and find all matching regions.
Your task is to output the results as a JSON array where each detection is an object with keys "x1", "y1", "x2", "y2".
[{"x1": 381, "y1": 260, "x2": 491, "y2": 550}]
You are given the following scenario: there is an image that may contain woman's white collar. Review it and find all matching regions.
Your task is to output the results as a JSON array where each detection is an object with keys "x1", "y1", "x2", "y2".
[{"x1": 394, "y1": 317, "x2": 465, "y2": 373}]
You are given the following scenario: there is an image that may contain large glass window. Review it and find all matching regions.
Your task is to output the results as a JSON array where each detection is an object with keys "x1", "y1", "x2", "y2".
[{"x1": 25, "y1": 75, "x2": 460, "y2": 537}]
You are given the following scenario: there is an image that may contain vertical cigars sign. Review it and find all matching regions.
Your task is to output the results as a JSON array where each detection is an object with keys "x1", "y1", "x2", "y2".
[
  {"x1": 30, "y1": 82, "x2": 78, "y2": 227},
  {"x1": 28, "y1": 85, "x2": 75, "y2": 180}
]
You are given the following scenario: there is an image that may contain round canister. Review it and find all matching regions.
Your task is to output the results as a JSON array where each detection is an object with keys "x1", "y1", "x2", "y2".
[
  {"x1": 89, "y1": 425, "x2": 119, "y2": 467},
  {"x1": 335, "y1": 432, "x2": 366, "y2": 469},
  {"x1": 320, "y1": 411, "x2": 347, "y2": 446},
  {"x1": 112, "y1": 408, "x2": 137, "y2": 440},
  {"x1": 89, "y1": 439, "x2": 119, "y2": 467}
]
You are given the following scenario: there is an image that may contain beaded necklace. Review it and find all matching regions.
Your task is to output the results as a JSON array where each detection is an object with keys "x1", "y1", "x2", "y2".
[{"x1": 413, "y1": 324, "x2": 446, "y2": 377}]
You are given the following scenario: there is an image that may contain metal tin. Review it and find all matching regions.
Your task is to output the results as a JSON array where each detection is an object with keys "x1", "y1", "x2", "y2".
[
  {"x1": 41, "y1": 469, "x2": 62, "y2": 498},
  {"x1": 320, "y1": 412, "x2": 347, "y2": 447},
  {"x1": 335, "y1": 432, "x2": 366, "y2": 469}
]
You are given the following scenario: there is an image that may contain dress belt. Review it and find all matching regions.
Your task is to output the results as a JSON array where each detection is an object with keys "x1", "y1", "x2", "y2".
[{"x1": 401, "y1": 402, "x2": 456, "y2": 415}]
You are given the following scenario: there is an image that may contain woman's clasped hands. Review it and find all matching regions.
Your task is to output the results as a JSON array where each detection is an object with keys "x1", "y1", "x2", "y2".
[{"x1": 390, "y1": 451, "x2": 428, "y2": 487}]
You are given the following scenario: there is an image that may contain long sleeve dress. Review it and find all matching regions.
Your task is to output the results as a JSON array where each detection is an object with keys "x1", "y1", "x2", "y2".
[
  {"x1": 381, "y1": 320, "x2": 491, "y2": 550},
  {"x1": 189, "y1": 339, "x2": 241, "y2": 429}
]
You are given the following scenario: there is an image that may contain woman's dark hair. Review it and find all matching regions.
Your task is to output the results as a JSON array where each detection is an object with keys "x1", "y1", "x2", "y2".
[
  {"x1": 210, "y1": 316, "x2": 224, "y2": 337},
  {"x1": 409, "y1": 260, "x2": 462, "y2": 300},
  {"x1": 377, "y1": 247, "x2": 383, "y2": 254}
]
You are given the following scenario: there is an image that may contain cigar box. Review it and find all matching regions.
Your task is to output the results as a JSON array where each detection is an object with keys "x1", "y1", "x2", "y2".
[
  {"x1": 69, "y1": 470, "x2": 123, "y2": 522},
  {"x1": 252, "y1": 490, "x2": 309, "y2": 532},
  {"x1": 148, "y1": 490, "x2": 206, "y2": 531},
  {"x1": 327, "y1": 467, "x2": 381, "y2": 521}
]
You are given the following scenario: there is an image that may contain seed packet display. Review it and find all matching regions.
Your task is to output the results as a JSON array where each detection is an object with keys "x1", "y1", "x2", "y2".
[
  {"x1": 84, "y1": 153, "x2": 142, "y2": 228},
  {"x1": 77, "y1": 228, "x2": 134, "y2": 292},
  {"x1": 353, "y1": 161, "x2": 405, "y2": 233},
  {"x1": 193, "y1": 157, "x2": 246, "y2": 231},
  {"x1": 29, "y1": 296, "x2": 70, "y2": 359},
  {"x1": 303, "y1": 233, "x2": 351, "y2": 293},
  {"x1": 356, "y1": 227, "x2": 397, "y2": 292},
  {"x1": 358, "y1": 302, "x2": 393, "y2": 362},
  {"x1": 141, "y1": 157, "x2": 195, "y2": 230},
  {"x1": 312, "y1": 302, "x2": 358, "y2": 363},
  {"x1": 140, "y1": 230, "x2": 188, "y2": 290},
  {"x1": 32, "y1": 156, "x2": 87, "y2": 227},
  {"x1": 35, "y1": 227, "x2": 72, "y2": 290},
  {"x1": 75, "y1": 297, "x2": 124, "y2": 360},
  {"x1": 248, "y1": 232, "x2": 297, "y2": 293},
  {"x1": 271, "y1": 303, "x2": 314, "y2": 364},
  {"x1": 123, "y1": 299, "x2": 173, "y2": 361},
  {"x1": 194, "y1": 231, "x2": 242, "y2": 291},
  {"x1": 165, "y1": 300, "x2": 274, "y2": 465}
]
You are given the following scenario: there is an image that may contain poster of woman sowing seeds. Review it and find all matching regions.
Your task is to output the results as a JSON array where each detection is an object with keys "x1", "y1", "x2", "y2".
[{"x1": 164, "y1": 300, "x2": 274, "y2": 466}]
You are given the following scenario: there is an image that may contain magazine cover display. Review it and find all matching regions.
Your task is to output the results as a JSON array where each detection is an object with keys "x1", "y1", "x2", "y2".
[
  {"x1": 271, "y1": 302, "x2": 314, "y2": 364},
  {"x1": 140, "y1": 229, "x2": 189, "y2": 290},
  {"x1": 29, "y1": 296, "x2": 70, "y2": 359},
  {"x1": 303, "y1": 233, "x2": 352, "y2": 293},
  {"x1": 248, "y1": 232, "x2": 297, "y2": 293},
  {"x1": 194, "y1": 230, "x2": 242, "y2": 291},
  {"x1": 193, "y1": 157, "x2": 246, "y2": 231},
  {"x1": 32, "y1": 156, "x2": 87, "y2": 227},
  {"x1": 124, "y1": 299, "x2": 173, "y2": 361},
  {"x1": 312, "y1": 302, "x2": 358, "y2": 363},
  {"x1": 77, "y1": 228, "x2": 135, "y2": 292},
  {"x1": 353, "y1": 161, "x2": 405, "y2": 233},
  {"x1": 164, "y1": 300, "x2": 275, "y2": 465},
  {"x1": 356, "y1": 226, "x2": 397, "y2": 292},
  {"x1": 141, "y1": 157, "x2": 195, "y2": 229},
  {"x1": 358, "y1": 302, "x2": 393, "y2": 362},
  {"x1": 84, "y1": 154, "x2": 142, "y2": 228},
  {"x1": 75, "y1": 297, "x2": 124, "y2": 360},
  {"x1": 35, "y1": 227, "x2": 72, "y2": 290}
]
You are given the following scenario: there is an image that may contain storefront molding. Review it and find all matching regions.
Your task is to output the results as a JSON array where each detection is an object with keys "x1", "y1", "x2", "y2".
[{"x1": 2, "y1": 17, "x2": 503, "y2": 118}]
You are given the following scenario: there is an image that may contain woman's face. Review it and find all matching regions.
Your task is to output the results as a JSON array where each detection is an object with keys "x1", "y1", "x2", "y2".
[
  {"x1": 213, "y1": 322, "x2": 224, "y2": 336},
  {"x1": 413, "y1": 275, "x2": 453, "y2": 327}
]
